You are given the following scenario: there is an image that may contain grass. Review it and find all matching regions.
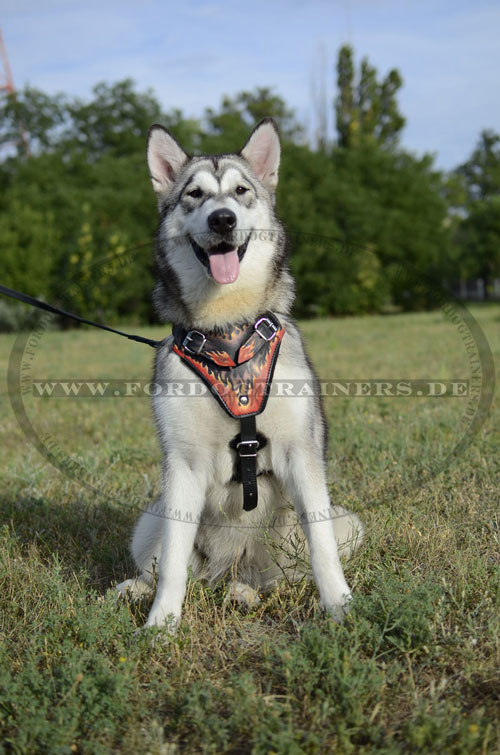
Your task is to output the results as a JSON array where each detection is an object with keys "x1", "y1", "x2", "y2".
[{"x1": 0, "y1": 304, "x2": 499, "y2": 754}]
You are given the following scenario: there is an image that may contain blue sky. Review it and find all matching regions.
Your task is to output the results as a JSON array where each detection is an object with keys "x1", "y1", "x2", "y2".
[{"x1": 1, "y1": 0, "x2": 499, "y2": 169}]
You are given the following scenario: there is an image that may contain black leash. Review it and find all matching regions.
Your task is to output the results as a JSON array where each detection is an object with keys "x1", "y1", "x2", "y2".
[
  {"x1": 1, "y1": 282, "x2": 282, "y2": 512},
  {"x1": 0, "y1": 283, "x2": 161, "y2": 348}
]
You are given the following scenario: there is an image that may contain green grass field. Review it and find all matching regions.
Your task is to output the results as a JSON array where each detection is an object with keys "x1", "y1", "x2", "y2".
[{"x1": 0, "y1": 305, "x2": 499, "y2": 754}]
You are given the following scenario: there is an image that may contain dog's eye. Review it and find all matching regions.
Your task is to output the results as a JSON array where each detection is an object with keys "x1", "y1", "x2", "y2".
[
  {"x1": 187, "y1": 187, "x2": 203, "y2": 199},
  {"x1": 235, "y1": 185, "x2": 248, "y2": 195}
]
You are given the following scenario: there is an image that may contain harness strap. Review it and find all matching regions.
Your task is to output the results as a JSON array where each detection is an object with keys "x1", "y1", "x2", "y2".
[
  {"x1": 238, "y1": 415, "x2": 259, "y2": 511},
  {"x1": 0, "y1": 283, "x2": 161, "y2": 348},
  {"x1": 172, "y1": 313, "x2": 285, "y2": 511}
]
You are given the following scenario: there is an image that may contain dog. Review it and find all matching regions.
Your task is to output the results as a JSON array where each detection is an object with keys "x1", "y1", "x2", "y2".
[{"x1": 117, "y1": 118, "x2": 363, "y2": 629}]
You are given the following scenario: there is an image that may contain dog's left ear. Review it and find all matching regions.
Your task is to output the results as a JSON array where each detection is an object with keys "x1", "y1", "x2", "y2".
[{"x1": 240, "y1": 118, "x2": 281, "y2": 193}]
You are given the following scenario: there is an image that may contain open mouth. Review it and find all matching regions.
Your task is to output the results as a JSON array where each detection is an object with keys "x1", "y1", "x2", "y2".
[{"x1": 190, "y1": 236, "x2": 250, "y2": 285}]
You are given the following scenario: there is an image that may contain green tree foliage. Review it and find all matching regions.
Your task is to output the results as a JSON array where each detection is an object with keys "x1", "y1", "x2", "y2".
[
  {"x1": 458, "y1": 198, "x2": 500, "y2": 288},
  {"x1": 0, "y1": 199, "x2": 59, "y2": 295},
  {"x1": 0, "y1": 82, "x2": 165, "y2": 323},
  {"x1": 0, "y1": 86, "x2": 66, "y2": 157},
  {"x1": 335, "y1": 45, "x2": 405, "y2": 149},
  {"x1": 280, "y1": 140, "x2": 448, "y2": 314},
  {"x1": 458, "y1": 129, "x2": 500, "y2": 201},
  {"x1": 451, "y1": 130, "x2": 500, "y2": 294},
  {"x1": 0, "y1": 54, "x2": 486, "y2": 325},
  {"x1": 201, "y1": 87, "x2": 303, "y2": 154},
  {"x1": 65, "y1": 79, "x2": 164, "y2": 159}
]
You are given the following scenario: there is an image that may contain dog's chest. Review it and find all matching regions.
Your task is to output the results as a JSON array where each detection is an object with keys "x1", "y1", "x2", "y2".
[
  {"x1": 152, "y1": 330, "x2": 313, "y2": 482},
  {"x1": 152, "y1": 349, "x2": 275, "y2": 479}
]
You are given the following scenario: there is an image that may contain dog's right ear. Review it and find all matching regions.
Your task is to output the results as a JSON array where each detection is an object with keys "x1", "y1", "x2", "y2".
[{"x1": 147, "y1": 125, "x2": 188, "y2": 198}]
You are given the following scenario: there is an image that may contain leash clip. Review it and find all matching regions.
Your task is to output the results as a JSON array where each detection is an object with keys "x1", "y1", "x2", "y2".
[
  {"x1": 254, "y1": 316, "x2": 278, "y2": 342},
  {"x1": 182, "y1": 330, "x2": 207, "y2": 354}
]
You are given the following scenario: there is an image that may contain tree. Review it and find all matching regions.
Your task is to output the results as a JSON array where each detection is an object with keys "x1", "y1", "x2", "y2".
[
  {"x1": 457, "y1": 198, "x2": 500, "y2": 290},
  {"x1": 457, "y1": 129, "x2": 500, "y2": 201},
  {"x1": 0, "y1": 199, "x2": 60, "y2": 296},
  {"x1": 453, "y1": 130, "x2": 500, "y2": 295},
  {"x1": 0, "y1": 81, "x2": 167, "y2": 321},
  {"x1": 65, "y1": 79, "x2": 164, "y2": 159},
  {"x1": 335, "y1": 45, "x2": 405, "y2": 149},
  {"x1": 277, "y1": 137, "x2": 449, "y2": 314},
  {"x1": 0, "y1": 75, "x2": 453, "y2": 320},
  {"x1": 0, "y1": 86, "x2": 67, "y2": 158},
  {"x1": 310, "y1": 44, "x2": 330, "y2": 153},
  {"x1": 201, "y1": 88, "x2": 302, "y2": 153}
]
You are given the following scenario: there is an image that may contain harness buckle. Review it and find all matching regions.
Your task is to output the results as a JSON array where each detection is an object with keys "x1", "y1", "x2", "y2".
[
  {"x1": 236, "y1": 439, "x2": 260, "y2": 458},
  {"x1": 182, "y1": 330, "x2": 207, "y2": 354},
  {"x1": 254, "y1": 316, "x2": 278, "y2": 342}
]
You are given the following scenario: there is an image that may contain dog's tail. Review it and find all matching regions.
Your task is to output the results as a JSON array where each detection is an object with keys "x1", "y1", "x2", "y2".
[{"x1": 331, "y1": 506, "x2": 364, "y2": 560}]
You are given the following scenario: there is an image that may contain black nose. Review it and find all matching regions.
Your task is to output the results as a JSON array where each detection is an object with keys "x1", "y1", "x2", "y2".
[{"x1": 207, "y1": 208, "x2": 237, "y2": 234}]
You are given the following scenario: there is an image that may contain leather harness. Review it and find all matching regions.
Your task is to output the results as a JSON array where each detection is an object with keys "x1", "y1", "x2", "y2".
[{"x1": 171, "y1": 313, "x2": 285, "y2": 511}]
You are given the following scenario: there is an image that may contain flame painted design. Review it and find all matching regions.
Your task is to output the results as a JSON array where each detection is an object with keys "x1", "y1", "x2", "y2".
[
  {"x1": 237, "y1": 333, "x2": 261, "y2": 364},
  {"x1": 203, "y1": 349, "x2": 236, "y2": 367},
  {"x1": 172, "y1": 319, "x2": 285, "y2": 418}
]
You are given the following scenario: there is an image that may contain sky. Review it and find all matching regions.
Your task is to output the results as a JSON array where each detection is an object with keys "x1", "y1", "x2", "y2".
[{"x1": 1, "y1": 0, "x2": 499, "y2": 170}]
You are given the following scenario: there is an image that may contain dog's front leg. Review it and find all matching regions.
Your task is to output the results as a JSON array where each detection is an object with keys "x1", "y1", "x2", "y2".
[
  {"x1": 283, "y1": 449, "x2": 352, "y2": 621},
  {"x1": 145, "y1": 459, "x2": 206, "y2": 630}
]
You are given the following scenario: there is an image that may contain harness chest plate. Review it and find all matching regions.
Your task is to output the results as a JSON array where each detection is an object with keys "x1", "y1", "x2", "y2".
[
  {"x1": 171, "y1": 313, "x2": 285, "y2": 418},
  {"x1": 171, "y1": 313, "x2": 285, "y2": 511}
]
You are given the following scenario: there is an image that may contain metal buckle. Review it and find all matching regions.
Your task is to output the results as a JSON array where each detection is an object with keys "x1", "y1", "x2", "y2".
[
  {"x1": 254, "y1": 316, "x2": 278, "y2": 342},
  {"x1": 236, "y1": 439, "x2": 260, "y2": 458},
  {"x1": 182, "y1": 330, "x2": 206, "y2": 354}
]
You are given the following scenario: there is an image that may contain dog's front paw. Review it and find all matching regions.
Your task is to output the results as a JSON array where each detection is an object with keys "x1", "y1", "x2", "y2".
[
  {"x1": 144, "y1": 605, "x2": 180, "y2": 634},
  {"x1": 116, "y1": 577, "x2": 152, "y2": 600},
  {"x1": 322, "y1": 592, "x2": 352, "y2": 623}
]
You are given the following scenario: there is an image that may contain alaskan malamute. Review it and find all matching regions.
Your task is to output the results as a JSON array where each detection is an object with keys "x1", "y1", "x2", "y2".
[{"x1": 117, "y1": 119, "x2": 363, "y2": 629}]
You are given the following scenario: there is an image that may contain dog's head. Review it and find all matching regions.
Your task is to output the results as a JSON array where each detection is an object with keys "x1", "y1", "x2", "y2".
[{"x1": 147, "y1": 119, "x2": 281, "y2": 287}]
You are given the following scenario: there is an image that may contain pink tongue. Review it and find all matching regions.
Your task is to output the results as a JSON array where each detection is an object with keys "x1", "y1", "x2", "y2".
[{"x1": 208, "y1": 250, "x2": 239, "y2": 284}]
